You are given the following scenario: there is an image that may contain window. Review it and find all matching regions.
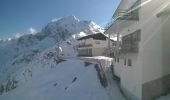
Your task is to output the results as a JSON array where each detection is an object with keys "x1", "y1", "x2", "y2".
[
  {"x1": 132, "y1": 30, "x2": 141, "y2": 41},
  {"x1": 117, "y1": 58, "x2": 119, "y2": 62},
  {"x1": 87, "y1": 49, "x2": 92, "y2": 56},
  {"x1": 121, "y1": 29, "x2": 141, "y2": 53},
  {"x1": 95, "y1": 41, "x2": 100, "y2": 44},
  {"x1": 128, "y1": 59, "x2": 132, "y2": 66},
  {"x1": 112, "y1": 42, "x2": 116, "y2": 46}
]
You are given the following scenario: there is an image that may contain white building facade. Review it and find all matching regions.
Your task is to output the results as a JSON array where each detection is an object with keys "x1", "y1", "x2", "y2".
[
  {"x1": 105, "y1": 0, "x2": 170, "y2": 100},
  {"x1": 77, "y1": 33, "x2": 115, "y2": 56}
]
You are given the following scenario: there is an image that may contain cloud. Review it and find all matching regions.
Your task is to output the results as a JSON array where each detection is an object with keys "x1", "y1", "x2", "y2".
[
  {"x1": 14, "y1": 33, "x2": 22, "y2": 38},
  {"x1": 28, "y1": 27, "x2": 37, "y2": 35},
  {"x1": 8, "y1": 38, "x2": 12, "y2": 41}
]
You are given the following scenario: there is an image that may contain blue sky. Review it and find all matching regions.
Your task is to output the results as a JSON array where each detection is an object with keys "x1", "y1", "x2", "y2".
[{"x1": 0, "y1": 0, "x2": 120, "y2": 39}]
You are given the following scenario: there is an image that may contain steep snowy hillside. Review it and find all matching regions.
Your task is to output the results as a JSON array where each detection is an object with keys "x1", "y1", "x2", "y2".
[
  {"x1": 0, "y1": 59, "x2": 111, "y2": 100},
  {"x1": 0, "y1": 16, "x2": 104, "y2": 84}
]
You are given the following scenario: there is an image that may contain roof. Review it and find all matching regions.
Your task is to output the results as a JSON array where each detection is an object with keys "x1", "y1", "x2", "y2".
[
  {"x1": 112, "y1": 0, "x2": 135, "y2": 18},
  {"x1": 104, "y1": 0, "x2": 140, "y2": 34},
  {"x1": 112, "y1": 0, "x2": 123, "y2": 18},
  {"x1": 77, "y1": 33, "x2": 115, "y2": 42}
]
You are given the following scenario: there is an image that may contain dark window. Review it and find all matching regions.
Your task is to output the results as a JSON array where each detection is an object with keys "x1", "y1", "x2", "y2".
[
  {"x1": 121, "y1": 29, "x2": 141, "y2": 53},
  {"x1": 128, "y1": 59, "x2": 132, "y2": 66},
  {"x1": 112, "y1": 42, "x2": 116, "y2": 46},
  {"x1": 117, "y1": 58, "x2": 119, "y2": 62},
  {"x1": 87, "y1": 49, "x2": 92, "y2": 56},
  {"x1": 95, "y1": 41, "x2": 100, "y2": 44},
  {"x1": 124, "y1": 58, "x2": 126, "y2": 65}
]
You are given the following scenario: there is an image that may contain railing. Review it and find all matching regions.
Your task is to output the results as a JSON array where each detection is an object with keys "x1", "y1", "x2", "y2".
[
  {"x1": 119, "y1": 0, "x2": 141, "y2": 20},
  {"x1": 116, "y1": 9, "x2": 139, "y2": 20},
  {"x1": 105, "y1": 0, "x2": 141, "y2": 30},
  {"x1": 120, "y1": 29, "x2": 141, "y2": 54},
  {"x1": 120, "y1": 43, "x2": 139, "y2": 54},
  {"x1": 78, "y1": 44, "x2": 93, "y2": 48}
]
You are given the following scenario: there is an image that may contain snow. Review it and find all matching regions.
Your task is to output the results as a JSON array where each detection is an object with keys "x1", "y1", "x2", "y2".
[
  {"x1": 0, "y1": 16, "x2": 125, "y2": 100},
  {"x1": 81, "y1": 56, "x2": 126, "y2": 100},
  {"x1": 0, "y1": 16, "x2": 103, "y2": 84},
  {"x1": 72, "y1": 32, "x2": 87, "y2": 39},
  {"x1": 0, "y1": 59, "x2": 110, "y2": 100},
  {"x1": 42, "y1": 16, "x2": 104, "y2": 35},
  {"x1": 51, "y1": 17, "x2": 63, "y2": 22}
]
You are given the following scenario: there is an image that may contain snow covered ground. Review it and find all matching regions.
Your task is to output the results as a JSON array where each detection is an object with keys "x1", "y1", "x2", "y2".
[
  {"x1": 81, "y1": 56, "x2": 126, "y2": 100},
  {"x1": 0, "y1": 59, "x2": 111, "y2": 100}
]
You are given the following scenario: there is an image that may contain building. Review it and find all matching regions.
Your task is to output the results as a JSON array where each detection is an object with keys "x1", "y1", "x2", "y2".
[
  {"x1": 77, "y1": 33, "x2": 115, "y2": 56},
  {"x1": 105, "y1": 0, "x2": 170, "y2": 100}
]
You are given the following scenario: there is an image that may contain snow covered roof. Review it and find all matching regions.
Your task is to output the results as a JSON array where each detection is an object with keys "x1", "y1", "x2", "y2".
[{"x1": 77, "y1": 33, "x2": 115, "y2": 42}]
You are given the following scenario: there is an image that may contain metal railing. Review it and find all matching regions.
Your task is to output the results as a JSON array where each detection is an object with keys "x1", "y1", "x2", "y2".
[
  {"x1": 78, "y1": 44, "x2": 93, "y2": 48},
  {"x1": 105, "y1": 0, "x2": 141, "y2": 30}
]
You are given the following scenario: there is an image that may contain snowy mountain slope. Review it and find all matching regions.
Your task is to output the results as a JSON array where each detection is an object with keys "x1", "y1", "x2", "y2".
[
  {"x1": 0, "y1": 16, "x2": 104, "y2": 84},
  {"x1": 42, "y1": 16, "x2": 104, "y2": 37},
  {"x1": 0, "y1": 16, "x2": 126, "y2": 100},
  {"x1": 0, "y1": 16, "x2": 103, "y2": 65},
  {"x1": 0, "y1": 46, "x2": 126, "y2": 100},
  {"x1": 0, "y1": 58, "x2": 111, "y2": 100}
]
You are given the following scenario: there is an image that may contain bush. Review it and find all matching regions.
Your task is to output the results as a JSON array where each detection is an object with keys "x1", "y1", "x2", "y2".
[{"x1": 0, "y1": 85, "x2": 4, "y2": 95}]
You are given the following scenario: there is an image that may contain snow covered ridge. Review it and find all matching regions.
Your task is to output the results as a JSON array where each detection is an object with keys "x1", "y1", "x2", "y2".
[{"x1": 0, "y1": 16, "x2": 104, "y2": 96}]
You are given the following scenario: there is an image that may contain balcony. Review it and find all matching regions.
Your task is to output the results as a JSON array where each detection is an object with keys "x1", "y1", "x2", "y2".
[
  {"x1": 105, "y1": 0, "x2": 141, "y2": 30},
  {"x1": 116, "y1": 9, "x2": 139, "y2": 20},
  {"x1": 117, "y1": 0, "x2": 140, "y2": 20},
  {"x1": 78, "y1": 44, "x2": 93, "y2": 48}
]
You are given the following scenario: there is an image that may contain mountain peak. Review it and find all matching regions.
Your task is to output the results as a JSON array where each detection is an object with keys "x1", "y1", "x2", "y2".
[
  {"x1": 51, "y1": 16, "x2": 79, "y2": 23},
  {"x1": 63, "y1": 16, "x2": 80, "y2": 22},
  {"x1": 42, "y1": 16, "x2": 104, "y2": 36},
  {"x1": 0, "y1": 16, "x2": 104, "y2": 85}
]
